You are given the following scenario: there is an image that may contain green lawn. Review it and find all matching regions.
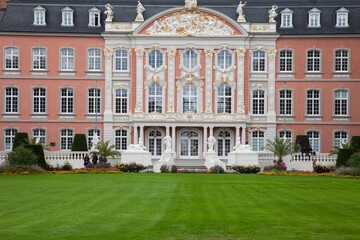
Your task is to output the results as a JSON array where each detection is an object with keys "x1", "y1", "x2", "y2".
[{"x1": 0, "y1": 174, "x2": 359, "y2": 240}]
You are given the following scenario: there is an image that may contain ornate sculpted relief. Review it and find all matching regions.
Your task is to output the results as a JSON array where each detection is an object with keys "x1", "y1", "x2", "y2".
[
  {"x1": 135, "y1": 47, "x2": 145, "y2": 58},
  {"x1": 176, "y1": 72, "x2": 204, "y2": 91},
  {"x1": 267, "y1": 48, "x2": 277, "y2": 59},
  {"x1": 166, "y1": 47, "x2": 177, "y2": 59},
  {"x1": 185, "y1": 0, "x2": 197, "y2": 11},
  {"x1": 103, "y1": 47, "x2": 114, "y2": 58},
  {"x1": 204, "y1": 48, "x2": 214, "y2": 58},
  {"x1": 146, "y1": 11, "x2": 234, "y2": 36},
  {"x1": 235, "y1": 48, "x2": 246, "y2": 58}
]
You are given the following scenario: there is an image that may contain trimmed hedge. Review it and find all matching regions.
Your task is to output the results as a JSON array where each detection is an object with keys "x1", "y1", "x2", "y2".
[
  {"x1": 24, "y1": 145, "x2": 47, "y2": 169},
  {"x1": 71, "y1": 134, "x2": 88, "y2": 151},
  {"x1": 13, "y1": 132, "x2": 29, "y2": 150},
  {"x1": 350, "y1": 136, "x2": 360, "y2": 150},
  {"x1": 336, "y1": 149, "x2": 356, "y2": 167},
  {"x1": 295, "y1": 135, "x2": 310, "y2": 152},
  {"x1": 231, "y1": 165, "x2": 260, "y2": 174}
]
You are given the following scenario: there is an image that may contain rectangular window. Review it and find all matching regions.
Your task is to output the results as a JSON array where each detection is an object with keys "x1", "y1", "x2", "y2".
[
  {"x1": 115, "y1": 130, "x2": 127, "y2": 150},
  {"x1": 335, "y1": 50, "x2": 348, "y2": 72},
  {"x1": 281, "y1": 13, "x2": 292, "y2": 28},
  {"x1": 4, "y1": 129, "x2": 17, "y2": 151},
  {"x1": 33, "y1": 48, "x2": 46, "y2": 70},
  {"x1": 33, "y1": 88, "x2": 46, "y2": 113},
  {"x1": 334, "y1": 90, "x2": 348, "y2": 116},
  {"x1": 252, "y1": 131, "x2": 264, "y2": 151},
  {"x1": 308, "y1": 131, "x2": 320, "y2": 153},
  {"x1": 88, "y1": 88, "x2": 101, "y2": 114},
  {"x1": 308, "y1": 13, "x2": 320, "y2": 27},
  {"x1": 279, "y1": 90, "x2": 292, "y2": 115},
  {"x1": 89, "y1": 12, "x2": 100, "y2": 26},
  {"x1": 307, "y1": 90, "x2": 320, "y2": 115},
  {"x1": 5, "y1": 48, "x2": 19, "y2": 70},
  {"x1": 279, "y1": 131, "x2": 292, "y2": 144},
  {"x1": 5, "y1": 87, "x2": 18, "y2": 113},
  {"x1": 115, "y1": 50, "x2": 128, "y2": 71},
  {"x1": 252, "y1": 90, "x2": 265, "y2": 115},
  {"x1": 62, "y1": 12, "x2": 73, "y2": 26},
  {"x1": 60, "y1": 48, "x2": 74, "y2": 71},
  {"x1": 88, "y1": 49, "x2": 101, "y2": 71},
  {"x1": 61, "y1": 88, "x2": 74, "y2": 114},
  {"x1": 307, "y1": 50, "x2": 320, "y2": 72},
  {"x1": 60, "y1": 129, "x2": 73, "y2": 150},
  {"x1": 279, "y1": 50, "x2": 292, "y2": 72},
  {"x1": 115, "y1": 89, "x2": 128, "y2": 114},
  {"x1": 252, "y1": 51, "x2": 265, "y2": 72},
  {"x1": 34, "y1": 10, "x2": 45, "y2": 25},
  {"x1": 334, "y1": 131, "x2": 348, "y2": 148},
  {"x1": 33, "y1": 129, "x2": 46, "y2": 146}
]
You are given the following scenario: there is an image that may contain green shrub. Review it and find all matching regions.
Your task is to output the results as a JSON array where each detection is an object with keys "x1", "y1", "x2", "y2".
[
  {"x1": 71, "y1": 134, "x2": 88, "y2": 151},
  {"x1": 313, "y1": 164, "x2": 336, "y2": 173},
  {"x1": 6, "y1": 147, "x2": 38, "y2": 166},
  {"x1": 350, "y1": 136, "x2": 360, "y2": 150},
  {"x1": 336, "y1": 149, "x2": 356, "y2": 167},
  {"x1": 0, "y1": 163, "x2": 45, "y2": 174},
  {"x1": 335, "y1": 167, "x2": 360, "y2": 176},
  {"x1": 24, "y1": 144, "x2": 46, "y2": 169},
  {"x1": 170, "y1": 165, "x2": 178, "y2": 173},
  {"x1": 160, "y1": 164, "x2": 170, "y2": 173},
  {"x1": 348, "y1": 152, "x2": 360, "y2": 168},
  {"x1": 115, "y1": 162, "x2": 147, "y2": 172},
  {"x1": 294, "y1": 135, "x2": 310, "y2": 152},
  {"x1": 231, "y1": 165, "x2": 260, "y2": 174},
  {"x1": 61, "y1": 162, "x2": 72, "y2": 171},
  {"x1": 12, "y1": 132, "x2": 29, "y2": 150},
  {"x1": 209, "y1": 165, "x2": 225, "y2": 173}
]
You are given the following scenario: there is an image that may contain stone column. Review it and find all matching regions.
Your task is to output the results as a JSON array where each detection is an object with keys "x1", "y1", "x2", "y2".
[
  {"x1": 267, "y1": 48, "x2": 277, "y2": 122},
  {"x1": 167, "y1": 48, "x2": 176, "y2": 112},
  {"x1": 241, "y1": 126, "x2": 246, "y2": 145},
  {"x1": 103, "y1": 47, "x2": 114, "y2": 142},
  {"x1": 166, "y1": 126, "x2": 170, "y2": 136},
  {"x1": 209, "y1": 126, "x2": 214, "y2": 137},
  {"x1": 134, "y1": 125, "x2": 138, "y2": 144},
  {"x1": 203, "y1": 126, "x2": 208, "y2": 153},
  {"x1": 171, "y1": 126, "x2": 176, "y2": 152},
  {"x1": 236, "y1": 48, "x2": 246, "y2": 112},
  {"x1": 235, "y1": 126, "x2": 240, "y2": 142},
  {"x1": 204, "y1": 49, "x2": 214, "y2": 113},
  {"x1": 135, "y1": 48, "x2": 145, "y2": 111},
  {"x1": 140, "y1": 125, "x2": 144, "y2": 143}
]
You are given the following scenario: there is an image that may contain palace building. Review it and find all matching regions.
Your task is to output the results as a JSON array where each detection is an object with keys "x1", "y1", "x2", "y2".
[{"x1": 0, "y1": 0, "x2": 359, "y2": 165}]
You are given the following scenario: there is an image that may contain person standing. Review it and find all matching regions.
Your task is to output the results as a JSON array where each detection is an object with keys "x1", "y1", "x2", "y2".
[
  {"x1": 92, "y1": 153, "x2": 98, "y2": 165},
  {"x1": 83, "y1": 154, "x2": 90, "y2": 167},
  {"x1": 99, "y1": 154, "x2": 104, "y2": 164}
]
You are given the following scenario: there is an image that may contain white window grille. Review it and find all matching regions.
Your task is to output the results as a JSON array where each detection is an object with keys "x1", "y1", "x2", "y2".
[
  {"x1": 4, "y1": 129, "x2": 17, "y2": 151},
  {"x1": 60, "y1": 48, "x2": 74, "y2": 71},
  {"x1": 307, "y1": 50, "x2": 321, "y2": 72},
  {"x1": 217, "y1": 50, "x2": 232, "y2": 69},
  {"x1": 115, "y1": 89, "x2": 128, "y2": 114},
  {"x1": 5, "y1": 87, "x2": 18, "y2": 113},
  {"x1": 252, "y1": 131, "x2": 264, "y2": 151},
  {"x1": 33, "y1": 6, "x2": 46, "y2": 26},
  {"x1": 335, "y1": 50, "x2": 349, "y2": 72},
  {"x1": 88, "y1": 49, "x2": 101, "y2": 71},
  {"x1": 217, "y1": 84, "x2": 231, "y2": 113},
  {"x1": 334, "y1": 131, "x2": 348, "y2": 148},
  {"x1": 88, "y1": 129, "x2": 100, "y2": 149},
  {"x1": 306, "y1": 90, "x2": 320, "y2": 116},
  {"x1": 61, "y1": 7, "x2": 74, "y2": 26},
  {"x1": 217, "y1": 130, "x2": 231, "y2": 157},
  {"x1": 60, "y1": 129, "x2": 73, "y2": 150},
  {"x1": 60, "y1": 88, "x2": 74, "y2": 114},
  {"x1": 279, "y1": 90, "x2": 292, "y2": 115},
  {"x1": 88, "y1": 88, "x2": 101, "y2": 114},
  {"x1": 33, "y1": 48, "x2": 46, "y2": 70},
  {"x1": 115, "y1": 130, "x2": 127, "y2": 150},
  {"x1": 252, "y1": 90, "x2": 265, "y2": 115},
  {"x1": 148, "y1": 50, "x2": 163, "y2": 69},
  {"x1": 5, "y1": 47, "x2": 19, "y2": 69},
  {"x1": 148, "y1": 83, "x2": 162, "y2": 113},
  {"x1": 182, "y1": 84, "x2": 197, "y2": 113},
  {"x1": 183, "y1": 50, "x2": 198, "y2": 69},
  {"x1": 180, "y1": 131, "x2": 199, "y2": 157},
  {"x1": 252, "y1": 51, "x2": 265, "y2": 72},
  {"x1": 88, "y1": 8, "x2": 101, "y2": 27},
  {"x1": 279, "y1": 50, "x2": 292, "y2": 72},
  {"x1": 308, "y1": 8, "x2": 321, "y2": 27},
  {"x1": 307, "y1": 131, "x2": 320, "y2": 153},
  {"x1": 115, "y1": 50, "x2": 128, "y2": 71},
  {"x1": 334, "y1": 90, "x2": 348, "y2": 116},
  {"x1": 336, "y1": 8, "x2": 349, "y2": 27},
  {"x1": 33, "y1": 88, "x2": 46, "y2": 113},
  {"x1": 33, "y1": 129, "x2": 46, "y2": 146},
  {"x1": 148, "y1": 130, "x2": 162, "y2": 157},
  {"x1": 280, "y1": 8, "x2": 293, "y2": 28}
]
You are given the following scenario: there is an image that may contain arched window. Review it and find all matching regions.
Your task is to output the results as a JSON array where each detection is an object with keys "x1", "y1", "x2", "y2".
[
  {"x1": 32, "y1": 48, "x2": 46, "y2": 70},
  {"x1": 279, "y1": 50, "x2": 293, "y2": 72},
  {"x1": 60, "y1": 129, "x2": 73, "y2": 150},
  {"x1": 148, "y1": 130, "x2": 162, "y2": 157},
  {"x1": 148, "y1": 50, "x2": 163, "y2": 69},
  {"x1": 115, "y1": 130, "x2": 127, "y2": 150},
  {"x1": 334, "y1": 90, "x2": 348, "y2": 116},
  {"x1": 217, "y1": 84, "x2": 231, "y2": 113},
  {"x1": 148, "y1": 83, "x2": 162, "y2": 113},
  {"x1": 334, "y1": 50, "x2": 349, "y2": 72},
  {"x1": 306, "y1": 90, "x2": 320, "y2": 116},
  {"x1": 334, "y1": 131, "x2": 348, "y2": 148},
  {"x1": 183, "y1": 50, "x2": 198, "y2": 69},
  {"x1": 180, "y1": 131, "x2": 199, "y2": 157},
  {"x1": 183, "y1": 83, "x2": 197, "y2": 113},
  {"x1": 279, "y1": 90, "x2": 292, "y2": 115},
  {"x1": 88, "y1": 88, "x2": 101, "y2": 114},
  {"x1": 307, "y1": 50, "x2": 321, "y2": 72},
  {"x1": 307, "y1": 131, "x2": 320, "y2": 153},
  {"x1": 279, "y1": 130, "x2": 292, "y2": 144},
  {"x1": 252, "y1": 131, "x2": 264, "y2": 151},
  {"x1": 60, "y1": 48, "x2": 74, "y2": 71},
  {"x1": 217, "y1": 130, "x2": 231, "y2": 157},
  {"x1": 4, "y1": 129, "x2": 17, "y2": 151},
  {"x1": 217, "y1": 50, "x2": 232, "y2": 69}
]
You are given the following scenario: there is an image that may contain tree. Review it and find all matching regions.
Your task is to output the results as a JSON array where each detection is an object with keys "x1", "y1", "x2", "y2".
[
  {"x1": 71, "y1": 134, "x2": 88, "y2": 151},
  {"x1": 12, "y1": 132, "x2": 29, "y2": 150},
  {"x1": 265, "y1": 137, "x2": 293, "y2": 162},
  {"x1": 90, "y1": 140, "x2": 121, "y2": 161},
  {"x1": 22, "y1": 137, "x2": 49, "y2": 151},
  {"x1": 329, "y1": 141, "x2": 354, "y2": 156}
]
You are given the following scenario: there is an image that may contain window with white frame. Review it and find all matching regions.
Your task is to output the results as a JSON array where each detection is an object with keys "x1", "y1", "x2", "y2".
[
  {"x1": 88, "y1": 49, "x2": 101, "y2": 71},
  {"x1": 115, "y1": 89, "x2": 128, "y2": 114},
  {"x1": 252, "y1": 131, "x2": 264, "y2": 151},
  {"x1": 33, "y1": 88, "x2": 46, "y2": 113},
  {"x1": 33, "y1": 6, "x2": 46, "y2": 26},
  {"x1": 336, "y1": 8, "x2": 349, "y2": 27},
  {"x1": 280, "y1": 8, "x2": 293, "y2": 28},
  {"x1": 334, "y1": 131, "x2": 348, "y2": 148},
  {"x1": 306, "y1": 90, "x2": 320, "y2": 115},
  {"x1": 88, "y1": 7, "x2": 101, "y2": 27},
  {"x1": 252, "y1": 90, "x2": 265, "y2": 115},
  {"x1": 183, "y1": 50, "x2": 198, "y2": 69},
  {"x1": 61, "y1": 7, "x2": 74, "y2": 26},
  {"x1": 148, "y1": 130, "x2": 162, "y2": 157},
  {"x1": 87, "y1": 129, "x2": 100, "y2": 149},
  {"x1": 4, "y1": 129, "x2": 17, "y2": 151},
  {"x1": 183, "y1": 83, "x2": 197, "y2": 113},
  {"x1": 180, "y1": 131, "x2": 199, "y2": 157},
  {"x1": 88, "y1": 88, "x2": 101, "y2": 114},
  {"x1": 32, "y1": 48, "x2": 46, "y2": 70},
  {"x1": 252, "y1": 51, "x2": 265, "y2": 72},
  {"x1": 115, "y1": 129, "x2": 127, "y2": 150},
  {"x1": 33, "y1": 129, "x2": 46, "y2": 146},
  {"x1": 334, "y1": 90, "x2": 348, "y2": 116},
  {"x1": 307, "y1": 50, "x2": 321, "y2": 72},
  {"x1": 4, "y1": 47, "x2": 19, "y2": 70},
  {"x1": 279, "y1": 130, "x2": 292, "y2": 144},
  {"x1": 60, "y1": 88, "x2": 74, "y2": 114},
  {"x1": 5, "y1": 87, "x2": 18, "y2": 113},
  {"x1": 60, "y1": 129, "x2": 73, "y2": 150},
  {"x1": 307, "y1": 131, "x2": 320, "y2": 152},
  {"x1": 308, "y1": 8, "x2": 321, "y2": 27},
  {"x1": 60, "y1": 48, "x2": 74, "y2": 71},
  {"x1": 279, "y1": 90, "x2": 292, "y2": 115},
  {"x1": 115, "y1": 50, "x2": 128, "y2": 71},
  {"x1": 217, "y1": 130, "x2": 231, "y2": 157},
  {"x1": 148, "y1": 50, "x2": 163, "y2": 69},
  {"x1": 148, "y1": 83, "x2": 162, "y2": 113},
  {"x1": 279, "y1": 50, "x2": 293, "y2": 72},
  {"x1": 217, "y1": 84, "x2": 231, "y2": 114},
  {"x1": 217, "y1": 50, "x2": 232, "y2": 69},
  {"x1": 335, "y1": 50, "x2": 349, "y2": 72}
]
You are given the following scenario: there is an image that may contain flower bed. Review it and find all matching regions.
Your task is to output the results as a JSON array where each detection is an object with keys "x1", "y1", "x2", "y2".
[
  {"x1": 0, "y1": 167, "x2": 122, "y2": 175},
  {"x1": 258, "y1": 170, "x2": 360, "y2": 179}
]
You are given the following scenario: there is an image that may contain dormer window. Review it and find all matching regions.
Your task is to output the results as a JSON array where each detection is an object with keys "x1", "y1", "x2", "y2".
[
  {"x1": 336, "y1": 8, "x2": 349, "y2": 27},
  {"x1": 88, "y1": 7, "x2": 101, "y2": 27},
  {"x1": 33, "y1": 6, "x2": 46, "y2": 26},
  {"x1": 280, "y1": 8, "x2": 293, "y2": 28},
  {"x1": 308, "y1": 8, "x2": 321, "y2": 28},
  {"x1": 61, "y1": 7, "x2": 74, "y2": 27}
]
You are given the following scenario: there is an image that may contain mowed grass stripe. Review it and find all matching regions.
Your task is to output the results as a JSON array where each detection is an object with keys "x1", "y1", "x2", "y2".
[{"x1": 0, "y1": 174, "x2": 360, "y2": 240}]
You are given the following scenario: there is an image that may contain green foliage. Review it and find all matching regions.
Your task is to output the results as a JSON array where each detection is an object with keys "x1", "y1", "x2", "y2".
[
  {"x1": 335, "y1": 167, "x2": 360, "y2": 176},
  {"x1": 61, "y1": 162, "x2": 73, "y2": 171},
  {"x1": 71, "y1": 134, "x2": 88, "y2": 151},
  {"x1": 350, "y1": 136, "x2": 360, "y2": 150},
  {"x1": 170, "y1": 165, "x2": 178, "y2": 173},
  {"x1": 231, "y1": 165, "x2": 260, "y2": 174},
  {"x1": 12, "y1": 132, "x2": 29, "y2": 150},
  {"x1": 348, "y1": 152, "x2": 360, "y2": 168},
  {"x1": 209, "y1": 165, "x2": 225, "y2": 173},
  {"x1": 294, "y1": 135, "x2": 310, "y2": 152},
  {"x1": 90, "y1": 140, "x2": 121, "y2": 159},
  {"x1": 336, "y1": 149, "x2": 356, "y2": 167},
  {"x1": 313, "y1": 164, "x2": 336, "y2": 173},
  {"x1": 265, "y1": 137, "x2": 293, "y2": 161},
  {"x1": 5, "y1": 146, "x2": 38, "y2": 166},
  {"x1": 115, "y1": 162, "x2": 146, "y2": 172},
  {"x1": 24, "y1": 144, "x2": 47, "y2": 169},
  {"x1": 160, "y1": 164, "x2": 170, "y2": 173},
  {"x1": 0, "y1": 163, "x2": 45, "y2": 174},
  {"x1": 329, "y1": 142, "x2": 354, "y2": 156},
  {"x1": 23, "y1": 137, "x2": 49, "y2": 151}
]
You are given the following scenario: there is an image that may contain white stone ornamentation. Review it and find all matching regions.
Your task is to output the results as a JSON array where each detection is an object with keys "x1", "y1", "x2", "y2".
[
  {"x1": 185, "y1": 0, "x2": 197, "y2": 11},
  {"x1": 236, "y1": 1, "x2": 247, "y2": 22},
  {"x1": 104, "y1": 3, "x2": 114, "y2": 22},
  {"x1": 135, "y1": 102, "x2": 143, "y2": 112},
  {"x1": 235, "y1": 48, "x2": 246, "y2": 58},
  {"x1": 166, "y1": 47, "x2": 177, "y2": 59},
  {"x1": 204, "y1": 48, "x2": 214, "y2": 58},
  {"x1": 103, "y1": 47, "x2": 113, "y2": 58},
  {"x1": 207, "y1": 136, "x2": 216, "y2": 153},
  {"x1": 135, "y1": 47, "x2": 145, "y2": 58},
  {"x1": 90, "y1": 132, "x2": 100, "y2": 151},
  {"x1": 267, "y1": 48, "x2": 277, "y2": 59},
  {"x1": 135, "y1": 1, "x2": 145, "y2": 22},
  {"x1": 237, "y1": 103, "x2": 245, "y2": 113},
  {"x1": 163, "y1": 135, "x2": 172, "y2": 152},
  {"x1": 146, "y1": 12, "x2": 234, "y2": 36},
  {"x1": 268, "y1": 5, "x2": 278, "y2": 23}
]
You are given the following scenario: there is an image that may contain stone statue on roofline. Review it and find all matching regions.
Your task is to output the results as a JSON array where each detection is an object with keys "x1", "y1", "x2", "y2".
[
  {"x1": 105, "y1": 3, "x2": 114, "y2": 22},
  {"x1": 268, "y1": 5, "x2": 278, "y2": 23},
  {"x1": 135, "y1": 1, "x2": 145, "y2": 22},
  {"x1": 236, "y1": 1, "x2": 247, "y2": 22}
]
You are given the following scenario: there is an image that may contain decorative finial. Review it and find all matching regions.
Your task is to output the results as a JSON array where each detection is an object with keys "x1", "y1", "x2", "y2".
[
  {"x1": 104, "y1": 3, "x2": 114, "y2": 22},
  {"x1": 236, "y1": 1, "x2": 247, "y2": 22},
  {"x1": 185, "y1": 0, "x2": 197, "y2": 11},
  {"x1": 135, "y1": 1, "x2": 145, "y2": 22},
  {"x1": 268, "y1": 5, "x2": 278, "y2": 23}
]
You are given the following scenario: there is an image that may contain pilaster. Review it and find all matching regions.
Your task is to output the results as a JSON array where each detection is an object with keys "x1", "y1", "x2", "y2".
[
  {"x1": 204, "y1": 49, "x2": 214, "y2": 113},
  {"x1": 135, "y1": 47, "x2": 145, "y2": 112},
  {"x1": 267, "y1": 48, "x2": 277, "y2": 122},
  {"x1": 236, "y1": 48, "x2": 246, "y2": 113},
  {"x1": 167, "y1": 48, "x2": 176, "y2": 112}
]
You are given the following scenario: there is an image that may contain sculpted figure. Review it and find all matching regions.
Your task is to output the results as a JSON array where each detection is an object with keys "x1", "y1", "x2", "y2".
[
  {"x1": 135, "y1": 1, "x2": 145, "y2": 22},
  {"x1": 91, "y1": 132, "x2": 100, "y2": 151},
  {"x1": 236, "y1": 1, "x2": 247, "y2": 22},
  {"x1": 234, "y1": 137, "x2": 241, "y2": 151},
  {"x1": 268, "y1": 5, "x2": 278, "y2": 22},
  {"x1": 104, "y1": 3, "x2": 114, "y2": 22},
  {"x1": 163, "y1": 135, "x2": 172, "y2": 152},
  {"x1": 207, "y1": 136, "x2": 216, "y2": 153},
  {"x1": 138, "y1": 138, "x2": 146, "y2": 151}
]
